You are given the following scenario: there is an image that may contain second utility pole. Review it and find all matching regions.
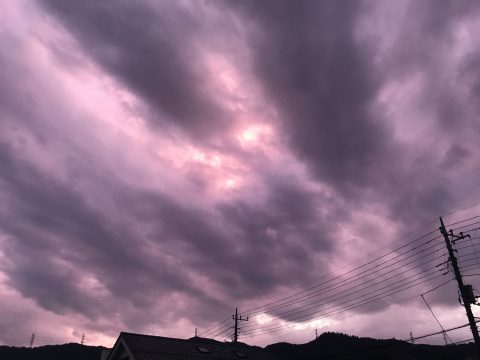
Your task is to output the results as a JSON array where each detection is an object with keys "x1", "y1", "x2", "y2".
[
  {"x1": 233, "y1": 308, "x2": 248, "y2": 343},
  {"x1": 440, "y1": 217, "x2": 480, "y2": 357}
]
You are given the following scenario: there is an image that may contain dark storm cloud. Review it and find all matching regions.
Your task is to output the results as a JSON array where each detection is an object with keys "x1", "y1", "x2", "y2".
[
  {"x1": 2, "y1": 0, "x2": 480, "y2": 346},
  {"x1": 229, "y1": 0, "x2": 393, "y2": 190},
  {"x1": 136, "y1": 173, "x2": 338, "y2": 299},
  {"x1": 0, "y1": 141, "x2": 204, "y2": 317},
  {"x1": 39, "y1": 0, "x2": 228, "y2": 138},
  {"x1": 216, "y1": 176, "x2": 335, "y2": 289},
  {"x1": 385, "y1": 0, "x2": 480, "y2": 131},
  {"x1": 229, "y1": 0, "x2": 480, "y2": 227},
  {"x1": 0, "y1": 133, "x2": 337, "y2": 332}
]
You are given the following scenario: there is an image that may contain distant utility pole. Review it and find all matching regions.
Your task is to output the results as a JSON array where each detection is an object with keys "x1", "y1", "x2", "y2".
[
  {"x1": 410, "y1": 331, "x2": 415, "y2": 344},
  {"x1": 81, "y1": 333, "x2": 85, "y2": 345},
  {"x1": 232, "y1": 308, "x2": 248, "y2": 343},
  {"x1": 315, "y1": 329, "x2": 318, "y2": 339},
  {"x1": 440, "y1": 217, "x2": 480, "y2": 357},
  {"x1": 29, "y1": 333, "x2": 35, "y2": 348}
]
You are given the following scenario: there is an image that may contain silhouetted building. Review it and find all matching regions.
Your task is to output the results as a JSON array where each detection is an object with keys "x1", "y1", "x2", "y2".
[{"x1": 102, "y1": 332, "x2": 277, "y2": 360}]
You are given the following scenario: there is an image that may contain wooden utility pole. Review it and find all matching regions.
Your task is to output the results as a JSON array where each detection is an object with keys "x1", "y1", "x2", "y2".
[
  {"x1": 440, "y1": 217, "x2": 480, "y2": 357},
  {"x1": 29, "y1": 333, "x2": 35, "y2": 348},
  {"x1": 232, "y1": 308, "x2": 248, "y2": 343}
]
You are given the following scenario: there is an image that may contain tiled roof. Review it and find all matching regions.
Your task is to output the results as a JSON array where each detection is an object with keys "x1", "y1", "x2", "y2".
[{"x1": 119, "y1": 332, "x2": 277, "y2": 360}]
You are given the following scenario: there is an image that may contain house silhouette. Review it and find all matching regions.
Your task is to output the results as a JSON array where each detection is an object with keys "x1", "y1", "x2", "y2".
[{"x1": 102, "y1": 332, "x2": 277, "y2": 360}]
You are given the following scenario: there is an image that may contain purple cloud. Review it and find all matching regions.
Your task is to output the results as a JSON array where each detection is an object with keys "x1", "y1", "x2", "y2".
[{"x1": 1, "y1": 0, "x2": 480, "y2": 348}]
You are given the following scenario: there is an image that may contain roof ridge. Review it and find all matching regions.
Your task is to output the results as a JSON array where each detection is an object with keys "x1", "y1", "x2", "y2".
[
  {"x1": 121, "y1": 332, "x2": 189, "y2": 341},
  {"x1": 121, "y1": 332, "x2": 231, "y2": 345}
]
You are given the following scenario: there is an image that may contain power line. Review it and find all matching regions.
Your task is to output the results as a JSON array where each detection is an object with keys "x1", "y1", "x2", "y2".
[
  {"x1": 452, "y1": 337, "x2": 474, "y2": 345},
  {"x1": 202, "y1": 214, "x2": 480, "y2": 342},
  {"x1": 241, "y1": 250, "x2": 446, "y2": 330},
  {"x1": 325, "y1": 322, "x2": 474, "y2": 360},
  {"x1": 207, "y1": 233, "x2": 446, "y2": 339},
  {"x1": 240, "y1": 226, "x2": 441, "y2": 315},
  {"x1": 199, "y1": 317, "x2": 232, "y2": 337},
  {"x1": 441, "y1": 200, "x2": 480, "y2": 219},
  {"x1": 243, "y1": 235, "x2": 444, "y2": 318},
  {"x1": 216, "y1": 241, "x2": 448, "y2": 338},
  {"x1": 439, "y1": 217, "x2": 480, "y2": 356},
  {"x1": 241, "y1": 271, "x2": 445, "y2": 337},
  {"x1": 421, "y1": 294, "x2": 453, "y2": 344},
  {"x1": 411, "y1": 322, "x2": 472, "y2": 342}
]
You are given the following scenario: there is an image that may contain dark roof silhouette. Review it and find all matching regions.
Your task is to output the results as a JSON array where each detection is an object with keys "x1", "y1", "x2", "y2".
[{"x1": 104, "y1": 332, "x2": 277, "y2": 360}]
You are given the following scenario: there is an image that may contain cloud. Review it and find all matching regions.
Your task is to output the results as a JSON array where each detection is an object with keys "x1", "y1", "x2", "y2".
[
  {"x1": 1, "y1": 0, "x2": 480, "y2": 348},
  {"x1": 38, "y1": 0, "x2": 237, "y2": 140}
]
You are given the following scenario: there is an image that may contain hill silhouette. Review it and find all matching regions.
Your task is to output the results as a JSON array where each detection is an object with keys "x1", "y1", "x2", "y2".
[
  {"x1": 0, "y1": 343, "x2": 106, "y2": 360},
  {"x1": 0, "y1": 333, "x2": 476, "y2": 360},
  {"x1": 265, "y1": 332, "x2": 476, "y2": 360}
]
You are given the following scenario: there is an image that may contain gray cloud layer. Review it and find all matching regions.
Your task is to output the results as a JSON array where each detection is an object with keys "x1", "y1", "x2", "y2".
[{"x1": 1, "y1": 0, "x2": 480, "y2": 346}]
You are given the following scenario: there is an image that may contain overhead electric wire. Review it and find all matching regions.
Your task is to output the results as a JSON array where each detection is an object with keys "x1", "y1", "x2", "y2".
[
  {"x1": 206, "y1": 233, "x2": 447, "y2": 339},
  {"x1": 241, "y1": 227, "x2": 441, "y2": 315},
  {"x1": 441, "y1": 199, "x2": 480, "y2": 219},
  {"x1": 233, "y1": 240, "x2": 469, "y2": 339},
  {"x1": 241, "y1": 271, "x2": 447, "y2": 338},
  {"x1": 208, "y1": 321, "x2": 233, "y2": 337},
  {"x1": 455, "y1": 237, "x2": 480, "y2": 252},
  {"x1": 240, "y1": 248, "x2": 441, "y2": 330},
  {"x1": 240, "y1": 263, "x2": 445, "y2": 335},
  {"x1": 200, "y1": 318, "x2": 232, "y2": 338},
  {"x1": 326, "y1": 322, "x2": 474, "y2": 359},
  {"x1": 452, "y1": 337, "x2": 474, "y2": 345},
  {"x1": 446, "y1": 213, "x2": 480, "y2": 227},
  {"x1": 468, "y1": 228, "x2": 480, "y2": 268},
  {"x1": 463, "y1": 274, "x2": 480, "y2": 278},
  {"x1": 451, "y1": 224, "x2": 480, "y2": 234},
  {"x1": 209, "y1": 232, "x2": 443, "y2": 338},
  {"x1": 242, "y1": 249, "x2": 451, "y2": 334},
  {"x1": 201, "y1": 230, "x2": 440, "y2": 337},
  {"x1": 457, "y1": 259, "x2": 480, "y2": 273},
  {"x1": 202, "y1": 213, "x2": 480, "y2": 342},
  {"x1": 421, "y1": 294, "x2": 453, "y2": 344},
  {"x1": 420, "y1": 278, "x2": 454, "y2": 296},
  {"x1": 411, "y1": 322, "x2": 473, "y2": 342},
  {"x1": 240, "y1": 248, "x2": 447, "y2": 331},
  {"x1": 242, "y1": 234, "x2": 444, "y2": 318}
]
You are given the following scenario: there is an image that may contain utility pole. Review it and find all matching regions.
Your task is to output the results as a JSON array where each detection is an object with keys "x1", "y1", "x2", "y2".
[
  {"x1": 29, "y1": 333, "x2": 35, "y2": 348},
  {"x1": 410, "y1": 331, "x2": 415, "y2": 344},
  {"x1": 81, "y1": 333, "x2": 85, "y2": 345},
  {"x1": 442, "y1": 331, "x2": 448, "y2": 345},
  {"x1": 440, "y1": 217, "x2": 480, "y2": 357},
  {"x1": 232, "y1": 308, "x2": 248, "y2": 343},
  {"x1": 315, "y1": 329, "x2": 318, "y2": 339}
]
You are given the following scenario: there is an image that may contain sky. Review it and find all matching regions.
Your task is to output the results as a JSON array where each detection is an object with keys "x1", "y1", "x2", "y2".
[{"x1": 1, "y1": 0, "x2": 480, "y2": 349}]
